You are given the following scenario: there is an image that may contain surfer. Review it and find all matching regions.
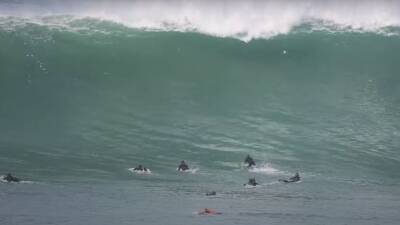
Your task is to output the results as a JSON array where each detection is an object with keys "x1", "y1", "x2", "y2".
[
  {"x1": 290, "y1": 172, "x2": 300, "y2": 182},
  {"x1": 244, "y1": 154, "x2": 256, "y2": 168},
  {"x1": 206, "y1": 191, "x2": 216, "y2": 196},
  {"x1": 3, "y1": 173, "x2": 20, "y2": 182},
  {"x1": 279, "y1": 172, "x2": 300, "y2": 183},
  {"x1": 177, "y1": 160, "x2": 189, "y2": 171},
  {"x1": 198, "y1": 208, "x2": 222, "y2": 215},
  {"x1": 133, "y1": 165, "x2": 149, "y2": 172},
  {"x1": 245, "y1": 177, "x2": 259, "y2": 186}
]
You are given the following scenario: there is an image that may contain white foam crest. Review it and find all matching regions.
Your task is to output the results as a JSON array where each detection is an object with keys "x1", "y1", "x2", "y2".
[
  {"x1": 1, "y1": 0, "x2": 400, "y2": 41},
  {"x1": 176, "y1": 168, "x2": 199, "y2": 174},
  {"x1": 0, "y1": 175, "x2": 33, "y2": 184},
  {"x1": 248, "y1": 163, "x2": 284, "y2": 175},
  {"x1": 128, "y1": 168, "x2": 152, "y2": 175}
]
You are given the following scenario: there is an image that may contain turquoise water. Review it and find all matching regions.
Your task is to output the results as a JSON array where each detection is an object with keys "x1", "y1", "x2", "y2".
[{"x1": 1, "y1": 2, "x2": 400, "y2": 224}]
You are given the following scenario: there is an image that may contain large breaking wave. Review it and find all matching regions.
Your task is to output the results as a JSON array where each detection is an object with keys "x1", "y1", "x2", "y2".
[
  {"x1": 1, "y1": 0, "x2": 400, "y2": 41},
  {"x1": 0, "y1": 0, "x2": 399, "y2": 183}
]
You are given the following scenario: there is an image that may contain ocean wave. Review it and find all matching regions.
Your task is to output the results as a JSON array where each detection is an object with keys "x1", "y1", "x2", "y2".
[{"x1": 1, "y1": 0, "x2": 400, "y2": 41}]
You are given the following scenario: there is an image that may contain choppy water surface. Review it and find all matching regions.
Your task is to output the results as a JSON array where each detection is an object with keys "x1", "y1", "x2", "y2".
[{"x1": 1, "y1": 1, "x2": 400, "y2": 224}]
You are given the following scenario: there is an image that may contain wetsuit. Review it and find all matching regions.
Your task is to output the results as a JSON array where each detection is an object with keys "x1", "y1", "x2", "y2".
[
  {"x1": 178, "y1": 161, "x2": 189, "y2": 171},
  {"x1": 288, "y1": 173, "x2": 300, "y2": 182},
  {"x1": 244, "y1": 155, "x2": 256, "y2": 167},
  {"x1": 134, "y1": 165, "x2": 148, "y2": 172},
  {"x1": 279, "y1": 173, "x2": 300, "y2": 183},
  {"x1": 4, "y1": 174, "x2": 20, "y2": 182},
  {"x1": 206, "y1": 191, "x2": 216, "y2": 196},
  {"x1": 247, "y1": 178, "x2": 258, "y2": 186}
]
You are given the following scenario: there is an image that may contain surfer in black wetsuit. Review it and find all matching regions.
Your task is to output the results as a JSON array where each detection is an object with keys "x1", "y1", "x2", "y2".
[
  {"x1": 279, "y1": 172, "x2": 300, "y2": 183},
  {"x1": 244, "y1": 155, "x2": 256, "y2": 168},
  {"x1": 133, "y1": 165, "x2": 148, "y2": 172},
  {"x1": 206, "y1": 191, "x2": 216, "y2": 196},
  {"x1": 198, "y1": 208, "x2": 222, "y2": 215},
  {"x1": 177, "y1": 160, "x2": 189, "y2": 171},
  {"x1": 3, "y1": 173, "x2": 20, "y2": 182},
  {"x1": 245, "y1": 177, "x2": 259, "y2": 186},
  {"x1": 290, "y1": 172, "x2": 300, "y2": 182}
]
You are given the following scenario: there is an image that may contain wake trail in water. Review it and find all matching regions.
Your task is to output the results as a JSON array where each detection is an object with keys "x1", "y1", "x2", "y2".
[{"x1": 248, "y1": 163, "x2": 285, "y2": 175}]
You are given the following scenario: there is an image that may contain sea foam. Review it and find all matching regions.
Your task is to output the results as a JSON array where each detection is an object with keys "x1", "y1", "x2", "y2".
[
  {"x1": 1, "y1": 0, "x2": 400, "y2": 41},
  {"x1": 248, "y1": 163, "x2": 283, "y2": 175}
]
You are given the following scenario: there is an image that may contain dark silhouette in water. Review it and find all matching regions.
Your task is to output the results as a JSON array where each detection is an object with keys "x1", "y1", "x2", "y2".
[
  {"x1": 279, "y1": 172, "x2": 300, "y2": 183},
  {"x1": 177, "y1": 160, "x2": 189, "y2": 171},
  {"x1": 206, "y1": 191, "x2": 216, "y2": 196},
  {"x1": 3, "y1": 173, "x2": 20, "y2": 182},
  {"x1": 198, "y1": 208, "x2": 222, "y2": 215},
  {"x1": 133, "y1": 165, "x2": 149, "y2": 172},
  {"x1": 245, "y1": 177, "x2": 259, "y2": 186},
  {"x1": 244, "y1": 155, "x2": 256, "y2": 168}
]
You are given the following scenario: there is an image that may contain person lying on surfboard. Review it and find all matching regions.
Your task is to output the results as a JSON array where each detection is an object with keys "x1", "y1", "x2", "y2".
[
  {"x1": 198, "y1": 208, "x2": 222, "y2": 215},
  {"x1": 3, "y1": 173, "x2": 20, "y2": 182},
  {"x1": 206, "y1": 191, "x2": 216, "y2": 196},
  {"x1": 133, "y1": 165, "x2": 149, "y2": 172},
  {"x1": 279, "y1": 172, "x2": 300, "y2": 183}
]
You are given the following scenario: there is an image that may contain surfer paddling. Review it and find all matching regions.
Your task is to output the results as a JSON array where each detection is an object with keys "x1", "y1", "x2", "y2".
[
  {"x1": 2, "y1": 173, "x2": 20, "y2": 183},
  {"x1": 133, "y1": 165, "x2": 150, "y2": 172},
  {"x1": 198, "y1": 208, "x2": 222, "y2": 215},
  {"x1": 279, "y1": 172, "x2": 300, "y2": 183}
]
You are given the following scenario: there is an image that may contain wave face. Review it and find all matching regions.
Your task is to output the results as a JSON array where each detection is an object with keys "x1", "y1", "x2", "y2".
[
  {"x1": 1, "y1": 0, "x2": 400, "y2": 41},
  {"x1": 0, "y1": 16, "x2": 399, "y2": 183},
  {"x1": 1, "y1": 3, "x2": 400, "y2": 224}
]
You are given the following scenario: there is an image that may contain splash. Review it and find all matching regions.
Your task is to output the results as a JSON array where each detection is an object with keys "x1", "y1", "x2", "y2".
[
  {"x1": 128, "y1": 168, "x2": 152, "y2": 175},
  {"x1": 176, "y1": 168, "x2": 199, "y2": 174},
  {"x1": 248, "y1": 163, "x2": 283, "y2": 175},
  {"x1": 1, "y1": 0, "x2": 400, "y2": 41}
]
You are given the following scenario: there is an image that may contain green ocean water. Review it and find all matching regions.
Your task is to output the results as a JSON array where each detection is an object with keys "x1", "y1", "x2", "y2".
[{"x1": 1, "y1": 17, "x2": 400, "y2": 225}]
